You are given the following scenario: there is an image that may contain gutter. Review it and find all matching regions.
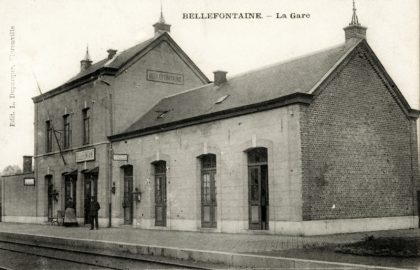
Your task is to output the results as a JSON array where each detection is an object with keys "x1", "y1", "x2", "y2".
[{"x1": 109, "y1": 92, "x2": 314, "y2": 142}]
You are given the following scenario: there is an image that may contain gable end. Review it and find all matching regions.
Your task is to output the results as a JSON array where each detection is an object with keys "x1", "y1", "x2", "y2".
[
  {"x1": 115, "y1": 33, "x2": 210, "y2": 84},
  {"x1": 311, "y1": 40, "x2": 418, "y2": 120}
]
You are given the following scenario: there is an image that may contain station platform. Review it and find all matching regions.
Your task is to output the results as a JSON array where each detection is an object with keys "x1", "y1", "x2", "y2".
[{"x1": 0, "y1": 222, "x2": 418, "y2": 269}]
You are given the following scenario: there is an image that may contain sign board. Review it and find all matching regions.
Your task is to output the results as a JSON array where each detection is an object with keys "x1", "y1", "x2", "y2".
[
  {"x1": 76, "y1": 148, "x2": 95, "y2": 163},
  {"x1": 24, "y1": 178, "x2": 35, "y2": 186},
  {"x1": 113, "y1": 154, "x2": 128, "y2": 161},
  {"x1": 147, "y1": 70, "x2": 184, "y2": 85}
]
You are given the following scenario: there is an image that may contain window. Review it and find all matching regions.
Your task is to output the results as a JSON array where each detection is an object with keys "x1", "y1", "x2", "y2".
[
  {"x1": 82, "y1": 108, "x2": 90, "y2": 145},
  {"x1": 154, "y1": 161, "x2": 167, "y2": 226},
  {"x1": 63, "y1": 114, "x2": 71, "y2": 149},
  {"x1": 200, "y1": 154, "x2": 217, "y2": 228},
  {"x1": 46, "y1": 120, "x2": 53, "y2": 152}
]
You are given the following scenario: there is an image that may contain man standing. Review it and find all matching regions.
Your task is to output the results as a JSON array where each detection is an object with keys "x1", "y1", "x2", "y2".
[{"x1": 89, "y1": 196, "x2": 100, "y2": 230}]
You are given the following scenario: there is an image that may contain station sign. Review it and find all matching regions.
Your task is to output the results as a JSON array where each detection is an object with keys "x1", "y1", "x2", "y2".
[
  {"x1": 76, "y1": 148, "x2": 95, "y2": 163},
  {"x1": 113, "y1": 154, "x2": 128, "y2": 161},
  {"x1": 24, "y1": 178, "x2": 35, "y2": 186},
  {"x1": 146, "y1": 70, "x2": 184, "y2": 85}
]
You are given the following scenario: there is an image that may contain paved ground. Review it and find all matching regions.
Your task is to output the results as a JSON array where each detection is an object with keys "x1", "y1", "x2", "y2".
[{"x1": 0, "y1": 222, "x2": 419, "y2": 254}]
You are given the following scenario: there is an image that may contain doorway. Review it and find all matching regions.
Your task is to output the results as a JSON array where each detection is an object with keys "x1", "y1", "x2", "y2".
[
  {"x1": 417, "y1": 191, "x2": 420, "y2": 228},
  {"x1": 123, "y1": 166, "x2": 133, "y2": 225},
  {"x1": 247, "y1": 148, "x2": 269, "y2": 230},
  {"x1": 200, "y1": 154, "x2": 217, "y2": 228},
  {"x1": 84, "y1": 173, "x2": 97, "y2": 224},
  {"x1": 64, "y1": 174, "x2": 77, "y2": 213},
  {"x1": 46, "y1": 175, "x2": 53, "y2": 221},
  {"x1": 154, "y1": 161, "x2": 167, "y2": 226}
]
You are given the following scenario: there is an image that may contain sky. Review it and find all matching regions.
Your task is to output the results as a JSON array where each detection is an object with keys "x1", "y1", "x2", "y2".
[{"x1": 0, "y1": 0, "x2": 418, "y2": 171}]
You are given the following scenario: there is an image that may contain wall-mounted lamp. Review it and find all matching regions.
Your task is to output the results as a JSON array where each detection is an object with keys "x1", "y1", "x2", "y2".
[
  {"x1": 111, "y1": 182, "x2": 116, "y2": 194},
  {"x1": 132, "y1": 188, "x2": 142, "y2": 202},
  {"x1": 51, "y1": 189, "x2": 59, "y2": 202}
]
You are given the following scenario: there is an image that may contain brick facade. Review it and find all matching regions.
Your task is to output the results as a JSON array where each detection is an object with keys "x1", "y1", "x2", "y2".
[
  {"x1": 1, "y1": 172, "x2": 36, "y2": 222},
  {"x1": 301, "y1": 45, "x2": 419, "y2": 220}
]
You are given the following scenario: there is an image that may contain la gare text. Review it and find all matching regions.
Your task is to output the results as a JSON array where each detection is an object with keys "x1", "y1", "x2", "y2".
[{"x1": 182, "y1": 12, "x2": 311, "y2": 20}]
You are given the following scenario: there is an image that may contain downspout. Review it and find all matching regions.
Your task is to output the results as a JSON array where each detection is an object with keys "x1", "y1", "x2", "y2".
[
  {"x1": 409, "y1": 120, "x2": 417, "y2": 227},
  {"x1": 35, "y1": 102, "x2": 39, "y2": 222},
  {"x1": 108, "y1": 91, "x2": 114, "y2": 228}
]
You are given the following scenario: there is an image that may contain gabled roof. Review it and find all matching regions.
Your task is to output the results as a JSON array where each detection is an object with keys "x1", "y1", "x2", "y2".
[
  {"x1": 33, "y1": 33, "x2": 210, "y2": 103},
  {"x1": 65, "y1": 38, "x2": 155, "y2": 83},
  {"x1": 110, "y1": 38, "x2": 419, "y2": 142}
]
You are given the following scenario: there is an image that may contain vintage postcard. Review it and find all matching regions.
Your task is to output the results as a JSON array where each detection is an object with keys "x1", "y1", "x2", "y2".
[{"x1": 0, "y1": 0, "x2": 419, "y2": 269}]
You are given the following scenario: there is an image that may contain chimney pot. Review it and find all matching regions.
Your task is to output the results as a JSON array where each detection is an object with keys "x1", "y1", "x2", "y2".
[
  {"x1": 107, "y1": 49, "x2": 117, "y2": 59},
  {"x1": 23, "y1": 156, "x2": 32, "y2": 173},
  {"x1": 213, "y1": 70, "x2": 228, "y2": 86}
]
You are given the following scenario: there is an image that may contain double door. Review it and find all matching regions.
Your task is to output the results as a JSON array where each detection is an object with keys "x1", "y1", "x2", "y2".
[
  {"x1": 123, "y1": 166, "x2": 133, "y2": 225},
  {"x1": 248, "y1": 164, "x2": 269, "y2": 230},
  {"x1": 201, "y1": 168, "x2": 217, "y2": 228}
]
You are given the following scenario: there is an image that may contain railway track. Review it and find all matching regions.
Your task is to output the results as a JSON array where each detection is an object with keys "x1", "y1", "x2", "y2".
[{"x1": 0, "y1": 241, "x2": 215, "y2": 270}]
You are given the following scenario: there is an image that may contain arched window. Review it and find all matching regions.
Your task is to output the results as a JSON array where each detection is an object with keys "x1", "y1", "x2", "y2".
[
  {"x1": 200, "y1": 154, "x2": 216, "y2": 228},
  {"x1": 247, "y1": 148, "x2": 269, "y2": 230}
]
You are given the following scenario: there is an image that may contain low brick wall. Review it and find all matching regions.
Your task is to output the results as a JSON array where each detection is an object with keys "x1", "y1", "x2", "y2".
[{"x1": 1, "y1": 172, "x2": 36, "y2": 221}]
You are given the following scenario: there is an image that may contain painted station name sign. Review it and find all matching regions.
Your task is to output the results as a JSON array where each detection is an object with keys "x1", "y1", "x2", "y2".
[
  {"x1": 76, "y1": 148, "x2": 95, "y2": 163},
  {"x1": 113, "y1": 154, "x2": 128, "y2": 161},
  {"x1": 24, "y1": 178, "x2": 35, "y2": 186},
  {"x1": 147, "y1": 70, "x2": 184, "y2": 85}
]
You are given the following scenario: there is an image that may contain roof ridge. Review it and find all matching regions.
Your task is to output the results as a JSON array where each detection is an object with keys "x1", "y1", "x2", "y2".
[
  {"x1": 228, "y1": 41, "x2": 355, "y2": 82},
  {"x1": 162, "y1": 83, "x2": 212, "y2": 100},
  {"x1": 155, "y1": 41, "x2": 357, "y2": 102}
]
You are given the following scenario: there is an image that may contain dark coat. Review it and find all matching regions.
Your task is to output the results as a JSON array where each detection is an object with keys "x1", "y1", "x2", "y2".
[
  {"x1": 89, "y1": 201, "x2": 100, "y2": 216},
  {"x1": 66, "y1": 200, "x2": 75, "y2": 209}
]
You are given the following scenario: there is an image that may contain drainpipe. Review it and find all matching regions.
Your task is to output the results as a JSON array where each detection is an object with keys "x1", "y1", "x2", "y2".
[
  {"x1": 108, "y1": 91, "x2": 114, "y2": 228},
  {"x1": 108, "y1": 145, "x2": 113, "y2": 227}
]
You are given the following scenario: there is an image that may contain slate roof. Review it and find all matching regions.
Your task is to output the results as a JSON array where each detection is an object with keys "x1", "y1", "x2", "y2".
[
  {"x1": 117, "y1": 39, "x2": 361, "y2": 138},
  {"x1": 66, "y1": 38, "x2": 155, "y2": 83},
  {"x1": 33, "y1": 33, "x2": 209, "y2": 102}
]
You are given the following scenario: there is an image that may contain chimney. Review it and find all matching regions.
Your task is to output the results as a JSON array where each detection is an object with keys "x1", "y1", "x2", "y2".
[
  {"x1": 80, "y1": 46, "x2": 92, "y2": 71},
  {"x1": 343, "y1": 0, "x2": 367, "y2": 42},
  {"x1": 153, "y1": 9, "x2": 171, "y2": 36},
  {"x1": 213, "y1": 70, "x2": 227, "y2": 86},
  {"x1": 23, "y1": 156, "x2": 32, "y2": 173},
  {"x1": 107, "y1": 49, "x2": 117, "y2": 59}
]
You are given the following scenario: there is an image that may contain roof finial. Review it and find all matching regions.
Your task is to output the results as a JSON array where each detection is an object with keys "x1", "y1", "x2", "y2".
[
  {"x1": 153, "y1": 0, "x2": 171, "y2": 36},
  {"x1": 159, "y1": 0, "x2": 165, "y2": 24},
  {"x1": 350, "y1": 0, "x2": 360, "y2": 25},
  {"x1": 84, "y1": 45, "x2": 91, "y2": 61}
]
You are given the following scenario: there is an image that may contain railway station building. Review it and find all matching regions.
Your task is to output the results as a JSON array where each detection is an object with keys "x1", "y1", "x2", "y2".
[{"x1": 2, "y1": 7, "x2": 419, "y2": 235}]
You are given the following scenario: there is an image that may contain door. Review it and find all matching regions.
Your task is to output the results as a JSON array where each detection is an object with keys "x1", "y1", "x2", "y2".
[
  {"x1": 417, "y1": 191, "x2": 420, "y2": 228},
  {"x1": 123, "y1": 166, "x2": 133, "y2": 225},
  {"x1": 201, "y1": 154, "x2": 217, "y2": 228},
  {"x1": 154, "y1": 161, "x2": 166, "y2": 226},
  {"x1": 64, "y1": 174, "x2": 77, "y2": 212},
  {"x1": 84, "y1": 173, "x2": 97, "y2": 224},
  {"x1": 46, "y1": 176, "x2": 53, "y2": 220},
  {"x1": 247, "y1": 148, "x2": 269, "y2": 230}
]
